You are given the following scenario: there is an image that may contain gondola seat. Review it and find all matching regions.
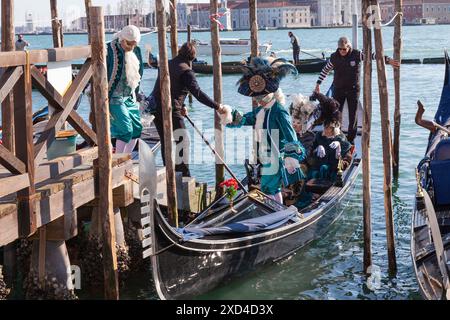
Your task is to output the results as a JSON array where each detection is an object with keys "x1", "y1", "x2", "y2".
[{"x1": 430, "y1": 139, "x2": 450, "y2": 206}]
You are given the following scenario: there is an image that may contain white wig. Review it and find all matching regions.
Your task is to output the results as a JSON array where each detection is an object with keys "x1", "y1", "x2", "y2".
[{"x1": 115, "y1": 25, "x2": 141, "y2": 44}]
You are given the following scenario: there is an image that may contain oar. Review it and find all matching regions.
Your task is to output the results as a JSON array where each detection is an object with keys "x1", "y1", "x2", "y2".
[
  {"x1": 184, "y1": 114, "x2": 248, "y2": 194},
  {"x1": 301, "y1": 50, "x2": 326, "y2": 61}
]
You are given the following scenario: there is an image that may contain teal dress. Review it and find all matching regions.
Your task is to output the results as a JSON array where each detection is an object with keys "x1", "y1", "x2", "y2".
[
  {"x1": 228, "y1": 101, "x2": 306, "y2": 195},
  {"x1": 107, "y1": 39, "x2": 144, "y2": 143}
]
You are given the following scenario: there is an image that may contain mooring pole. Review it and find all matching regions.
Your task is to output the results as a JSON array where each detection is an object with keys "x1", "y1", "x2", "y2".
[
  {"x1": 373, "y1": 0, "x2": 397, "y2": 275},
  {"x1": 392, "y1": 0, "x2": 403, "y2": 179},
  {"x1": 352, "y1": 14, "x2": 358, "y2": 49},
  {"x1": 156, "y1": 0, "x2": 179, "y2": 227},
  {"x1": 85, "y1": 0, "x2": 92, "y2": 44},
  {"x1": 89, "y1": 6, "x2": 119, "y2": 299},
  {"x1": 187, "y1": 24, "x2": 193, "y2": 105},
  {"x1": 170, "y1": 0, "x2": 178, "y2": 58},
  {"x1": 361, "y1": 0, "x2": 372, "y2": 274},
  {"x1": 50, "y1": 0, "x2": 63, "y2": 48},
  {"x1": 1, "y1": 0, "x2": 15, "y2": 153},
  {"x1": 249, "y1": 0, "x2": 258, "y2": 163},
  {"x1": 249, "y1": 0, "x2": 258, "y2": 59},
  {"x1": 210, "y1": 0, "x2": 225, "y2": 196}
]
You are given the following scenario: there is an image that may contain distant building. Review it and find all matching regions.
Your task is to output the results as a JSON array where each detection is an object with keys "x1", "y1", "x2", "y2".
[
  {"x1": 231, "y1": 1, "x2": 311, "y2": 29},
  {"x1": 317, "y1": 0, "x2": 360, "y2": 26},
  {"x1": 379, "y1": 0, "x2": 450, "y2": 25},
  {"x1": 70, "y1": 10, "x2": 148, "y2": 32},
  {"x1": 422, "y1": 0, "x2": 450, "y2": 24}
]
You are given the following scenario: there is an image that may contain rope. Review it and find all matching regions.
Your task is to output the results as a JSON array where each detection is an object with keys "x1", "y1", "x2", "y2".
[
  {"x1": 380, "y1": 11, "x2": 403, "y2": 27},
  {"x1": 209, "y1": 12, "x2": 229, "y2": 31}
]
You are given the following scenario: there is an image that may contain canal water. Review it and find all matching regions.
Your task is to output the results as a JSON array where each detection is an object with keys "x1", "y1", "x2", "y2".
[{"x1": 12, "y1": 25, "x2": 450, "y2": 299}]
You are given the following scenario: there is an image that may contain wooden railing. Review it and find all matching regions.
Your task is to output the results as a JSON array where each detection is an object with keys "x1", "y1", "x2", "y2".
[{"x1": 0, "y1": 45, "x2": 97, "y2": 236}]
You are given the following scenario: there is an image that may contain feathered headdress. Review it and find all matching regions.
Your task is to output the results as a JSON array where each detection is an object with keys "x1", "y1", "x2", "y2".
[
  {"x1": 289, "y1": 94, "x2": 320, "y2": 134},
  {"x1": 237, "y1": 57, "x2": 298, "y2": 97}
]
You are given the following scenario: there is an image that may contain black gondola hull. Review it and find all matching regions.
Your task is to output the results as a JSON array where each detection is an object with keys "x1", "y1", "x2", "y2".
[{"x1": 151, "y1": 160, "x2": 360, "y2": 300}]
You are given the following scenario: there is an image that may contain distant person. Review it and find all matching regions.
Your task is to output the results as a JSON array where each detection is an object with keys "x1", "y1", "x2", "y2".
[
  {"x1": 15, "y1": 34, "x2": 30, "y2": 51},
  {"x1": 288, "y1": 31, "x2": 300, "y2": 65},
  {"x1": 149, "y1": 41, "x2": 227, "y2": 177},
  {"x1": 315, "y1": 36, "x2": 400, "y2": 144}
]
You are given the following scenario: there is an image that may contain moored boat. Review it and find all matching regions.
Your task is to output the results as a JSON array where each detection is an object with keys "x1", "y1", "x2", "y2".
[
  {"x1": 142, "y1": 100, "x2": 363, "y2": 300},
  {"x1": 194, "y1": 38, "x2": 272, "y2": 56},
  {"x1": 412, "y1": 52, "x2": 450, "y2": 300}
]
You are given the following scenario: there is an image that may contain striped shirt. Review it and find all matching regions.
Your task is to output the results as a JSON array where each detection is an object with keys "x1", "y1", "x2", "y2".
[{"x1": 317, "y1": 51, "x2": 388, "y2": 85}]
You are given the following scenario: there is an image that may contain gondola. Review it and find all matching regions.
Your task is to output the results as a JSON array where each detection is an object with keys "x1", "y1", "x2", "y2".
[
  {"x1": 141, "y1": 98, "x2": 363, "y2": 300},
  {"x1": 192, "y1": 59, "x2": 328, "y2": 75},
  {"x1": 412, "y1": 52, "x2": 450, "y2": 300}
]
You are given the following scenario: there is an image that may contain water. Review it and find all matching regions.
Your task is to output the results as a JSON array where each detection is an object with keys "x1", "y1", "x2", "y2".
[{"x1": 12, "y1": 25, "x2": 450, "y2": 300}]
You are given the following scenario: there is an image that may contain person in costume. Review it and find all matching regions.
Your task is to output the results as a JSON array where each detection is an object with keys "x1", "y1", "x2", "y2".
[
  {"x1": 310, "y1": 117, "x2": 353, "y2": 181},
  {"x1": 223, "y1": 58, "x2": 306, "y2": 204},
  {"x1": 107, "y1": 25, "x2": 144, "y2": 154}
]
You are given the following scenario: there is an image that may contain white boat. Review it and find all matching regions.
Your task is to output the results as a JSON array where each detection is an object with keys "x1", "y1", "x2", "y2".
[{"x1": 193, "y1": 38, "x2": 272, "y2": 56}]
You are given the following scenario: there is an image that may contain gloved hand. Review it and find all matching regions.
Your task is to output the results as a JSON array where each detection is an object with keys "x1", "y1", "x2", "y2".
[
  {"x1": 218, "y1": 104, "x2": 233, "y2": 125},
  {"x1": 285, "y1": 157, "x2": 300, "y2": 175},
  {"x1": 329, "y1": 141, "x2": 341, "y2": 159},
  {"x1": 316, "y1": 145, "x2": 326, "y2": 158}
]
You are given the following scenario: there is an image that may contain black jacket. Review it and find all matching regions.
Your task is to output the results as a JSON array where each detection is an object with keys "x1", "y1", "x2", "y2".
[
  {"x1": 151, "y1": 56, "x2": 218, "y2": 115},
  {"x1": 329, "y1": 48, "x2": 362, "y2": 90}
]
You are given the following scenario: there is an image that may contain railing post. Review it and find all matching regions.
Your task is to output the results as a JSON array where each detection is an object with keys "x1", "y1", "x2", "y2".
[
  {"x1": 89, "y1": 6, "x2": 119, "y2": 300},
  {"x1": 14, "y1": 66, "x2": 36, "y2": 237},
  {"x1": 1, "y1": 0, "x2": 15, "y2": 153}
]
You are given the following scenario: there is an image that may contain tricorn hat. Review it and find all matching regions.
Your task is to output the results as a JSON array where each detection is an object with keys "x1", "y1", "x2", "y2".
[{"x1": 237, "y1": 57, "x2": 298, "y2": 97}]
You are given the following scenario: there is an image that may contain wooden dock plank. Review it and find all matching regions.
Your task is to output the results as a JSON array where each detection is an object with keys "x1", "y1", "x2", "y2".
[{"x1": 0, "y1": 155, "x2": 133, "y2": 246}]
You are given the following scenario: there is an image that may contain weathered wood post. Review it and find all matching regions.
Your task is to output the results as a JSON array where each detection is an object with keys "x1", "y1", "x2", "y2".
[
  {"x1": 84, "y1": 0, "x2": 96, "y2": 133},
  {"x1": 156, "y1": 0, "x2": 179, "y2": 227},
  {"x1": 210, "y1": 0, "x2": 225, "y2": 195},
  {"x1": 249, "y1": 0, "x2": 258, "y2": 59},
  {"x1": 187, "y1": 24, "x2": 193, "y2": 105},
  {"x1": 50, "y1": 0, "x2": 63, "y2": 48},
  {"x1": 89, "y1": 6, "x2": 120, "y2": 299},
  {"x1": 361, "y1": 0, "x2": 372, "y2": 274},
  {"x1": 1, "y1": 0, "x2": 15, "y2": 153},
  {"x1": 170, "y1": 0, "x2": 178, "y2": 58},
  {"x1": 392, "y1": 0, "x2": 403, "y2": 179},
  {"x1": 373, "y1": 0, "x2": 397, "y2": 275},
  {"x1": 249, "y1": 0, "x2": 258, "y2": 163},
  {"x1": 1, "y1": 0, "x2": 17, "y2": 287}
]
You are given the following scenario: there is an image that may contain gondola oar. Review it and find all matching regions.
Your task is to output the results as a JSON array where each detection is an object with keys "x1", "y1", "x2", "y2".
[
  {"x1": 301, "y1": 50, "x2": 326, "y2": 61},
  {"x1": 184, "y1": 114, "x2": 248, "y2": 194}
]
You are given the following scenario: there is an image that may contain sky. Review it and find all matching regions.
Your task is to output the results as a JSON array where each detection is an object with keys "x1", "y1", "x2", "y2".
[{"x1": 8, "y1": 0, "x2": 209, "y2": 27}]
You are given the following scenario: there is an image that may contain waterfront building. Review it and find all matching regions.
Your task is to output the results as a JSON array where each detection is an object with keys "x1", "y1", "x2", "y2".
[{"x1": 317, "y1": 0, "x2": 360, "y2": 26}]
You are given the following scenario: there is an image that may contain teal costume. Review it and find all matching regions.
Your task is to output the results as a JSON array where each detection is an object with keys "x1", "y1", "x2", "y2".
[
  {"x1": 228, "y1": 101, "x2": 306, "y2": 195},
  {"x1": 310, "y1": 132, "x2": 352, "y2": 181},
  {"x1": 107, "y1": 39, "x2": 144, "y2": 143}
]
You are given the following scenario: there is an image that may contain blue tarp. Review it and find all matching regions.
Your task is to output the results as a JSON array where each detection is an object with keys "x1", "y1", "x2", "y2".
[{"x1": 177, "y1": 208, "x2": 299, "y2": 241}]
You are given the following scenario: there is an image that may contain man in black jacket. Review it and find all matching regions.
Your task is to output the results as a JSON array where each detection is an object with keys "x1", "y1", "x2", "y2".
[
  {"x1": 315, "y1": 36, "x2": 399, "y2": 143},
  {"x1": 150, "y1": 42, "x2": 227, "y2": 177}
]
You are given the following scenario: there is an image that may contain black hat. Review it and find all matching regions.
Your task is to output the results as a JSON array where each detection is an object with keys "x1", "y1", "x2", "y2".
[{"x1": 237, "y1": 57, "x2": 298, "y2": 97}]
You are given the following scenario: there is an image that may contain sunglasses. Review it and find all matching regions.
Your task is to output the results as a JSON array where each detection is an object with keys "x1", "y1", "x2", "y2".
[{"x1": 338, "y1": 47, "x2": 349, "y2": 51}]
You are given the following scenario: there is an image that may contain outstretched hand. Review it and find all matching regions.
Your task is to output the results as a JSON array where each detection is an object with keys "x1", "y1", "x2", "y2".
[
  {"x1": 389, "y1": 58, "x2": 400, "y2": 68},
  {"x1": 181, "y1": 107, "x2": 188, "y2": 117}
]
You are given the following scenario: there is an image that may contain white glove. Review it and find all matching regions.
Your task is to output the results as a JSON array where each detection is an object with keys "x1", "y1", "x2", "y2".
[
  {"x1": 316, "y1": 145, "x2": 326, "y2": 158},
  {"x1": 284, "y1": 157, "x2": 300, "y2": 175},
  {"x1": 329, "y1": 141, "x2": 341, "y2": 159},
  {"x1": 218, "y1": 104, "x2": 233, "y2": 125}
]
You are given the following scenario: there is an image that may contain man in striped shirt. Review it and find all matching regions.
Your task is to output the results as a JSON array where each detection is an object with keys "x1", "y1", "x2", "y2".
[{"x1": 315, "y1": 37, "x2": 399, "y2": 143}]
